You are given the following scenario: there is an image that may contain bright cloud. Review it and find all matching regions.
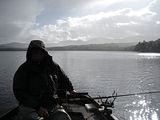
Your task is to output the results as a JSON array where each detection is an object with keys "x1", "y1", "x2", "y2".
[
  {"x1": 31, "y1": 1, "x2": 158, "y2": 43},
  {"x1": 116, "y1": 21, "x2": 138, "y2": 26},
  {"x1": 156, "y1": 21, "x2": 160, "y2": 24}
]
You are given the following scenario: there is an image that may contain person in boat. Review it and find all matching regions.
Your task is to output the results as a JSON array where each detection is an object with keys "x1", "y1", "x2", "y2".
[{"x1": 13, "y1": 40, "x2": 76, "y2": 120}]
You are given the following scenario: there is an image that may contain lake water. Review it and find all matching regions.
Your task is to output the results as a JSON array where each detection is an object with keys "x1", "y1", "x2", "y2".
[{"x1": 0, "y1": 51, "x2": 160, "y2": 120}]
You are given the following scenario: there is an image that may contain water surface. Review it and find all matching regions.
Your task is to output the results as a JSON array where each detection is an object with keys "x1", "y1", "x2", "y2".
[{"x1": 0, "y1": 51, "x2": 160, "y2": 120}]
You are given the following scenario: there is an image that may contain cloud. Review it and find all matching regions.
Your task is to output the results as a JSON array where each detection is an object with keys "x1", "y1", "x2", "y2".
[
  {"x1": 0, "y1": 0, "x2": 159, "y2": 44},
  {"x1": 31, "y1": 0, "x2": 158, "y2": 43},
  {"x1": 0, "y1": 0, "x2": 43, "y2": 43}
]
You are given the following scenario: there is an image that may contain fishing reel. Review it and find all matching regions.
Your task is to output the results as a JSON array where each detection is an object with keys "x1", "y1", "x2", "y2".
[
  {"x1": 98, "y1": 91, "x2": 117, "y2": 116},
  {"x1": 99, "y1": 91, "x2": 117, "y2": 108}
]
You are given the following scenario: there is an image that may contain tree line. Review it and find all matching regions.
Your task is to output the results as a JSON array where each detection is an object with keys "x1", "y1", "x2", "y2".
[{"x1": 134, "y1": 38, "x2": 160, "y2": 52}]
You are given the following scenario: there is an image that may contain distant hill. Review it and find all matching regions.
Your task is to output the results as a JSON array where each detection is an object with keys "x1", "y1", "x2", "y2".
[
  {"x1": 135, "y1": 38, "x2": 160, "y2": 52},
  {"x1": 0, "y1": 42, "x2": 137, "y2": 51},
  {"x1": 48, "y1": 43, "x2": 136, "y2": 51},
  {"x1": 49, "y1": 38, "x2": 138, "y2": 47},
  {"x1": 0, "y1": 42, "x2": 28, "y2": 51}
]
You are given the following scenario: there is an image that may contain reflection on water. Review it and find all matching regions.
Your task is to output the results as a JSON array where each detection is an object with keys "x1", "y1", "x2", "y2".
[
  {"x1": 126, "y1": 97, "x2": 159, "y2": 120},
  {"x1": 115, "y1": 93, "x2": 160, "y2": 120},
  {"x1": 138, "y1": 53, "x2": 160, "y2": 59},
  {"x1": 152, "y1": 112, "x2": 159, "y2": 120}
]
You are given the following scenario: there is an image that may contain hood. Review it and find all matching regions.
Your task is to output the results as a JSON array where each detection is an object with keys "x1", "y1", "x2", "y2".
[{"x1": 26, "y1": 40, "x2": 49, "y2": 62}]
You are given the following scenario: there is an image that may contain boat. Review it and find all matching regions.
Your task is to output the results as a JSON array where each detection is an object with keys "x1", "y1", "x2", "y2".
[{"x1": 0, "y1": 92, "x2": 118, "y2": 120}]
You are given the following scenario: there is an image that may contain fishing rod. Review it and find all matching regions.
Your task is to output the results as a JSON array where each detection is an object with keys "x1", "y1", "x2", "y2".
[
  {"x1": 92, "y1": 90, "x2": 160, "y2": 99},
  {"x1": 65, "y1": 90, "x2": 160, "y2": 101}
]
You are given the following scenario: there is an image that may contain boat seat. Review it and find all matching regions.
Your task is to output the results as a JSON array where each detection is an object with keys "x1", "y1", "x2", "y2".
[
  {"x1": 85, "y1": 104, "x2": 98, "y2": 112},
  {"x1": 68, "y1": 112, "x2": 85, "y2": 120}
]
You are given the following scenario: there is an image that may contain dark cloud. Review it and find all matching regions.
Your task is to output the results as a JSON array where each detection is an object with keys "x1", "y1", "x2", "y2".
[{"x1": 0, "y1": 0, "x2": 42, "y2": 43}]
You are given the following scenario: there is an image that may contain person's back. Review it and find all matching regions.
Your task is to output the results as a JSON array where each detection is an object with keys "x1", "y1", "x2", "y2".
[{"x1": 13, "y1": 40, "x2": 76, "y2": 120}]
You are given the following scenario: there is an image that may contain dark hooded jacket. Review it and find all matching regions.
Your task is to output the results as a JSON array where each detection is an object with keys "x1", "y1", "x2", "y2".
[{"x1": 13, "y1": 40, "x2": 73, "y2": 110}]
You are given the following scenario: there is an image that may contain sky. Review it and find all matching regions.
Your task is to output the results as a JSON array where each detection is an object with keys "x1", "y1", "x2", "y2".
[{"x1": 0, "y1": 0, "x2": 160, "y2": 44}]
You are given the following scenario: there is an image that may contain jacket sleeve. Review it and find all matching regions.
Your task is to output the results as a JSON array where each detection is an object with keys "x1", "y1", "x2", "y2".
[
  {"x1": 56, "y1": 65, "x2": 74, "y2": 92},
  {"x1": 47, "y1": 56, "x2": 74, "y2": 92},
  {"x1": 13, "y1": 65, "x2": 39, "y2": 109}
]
